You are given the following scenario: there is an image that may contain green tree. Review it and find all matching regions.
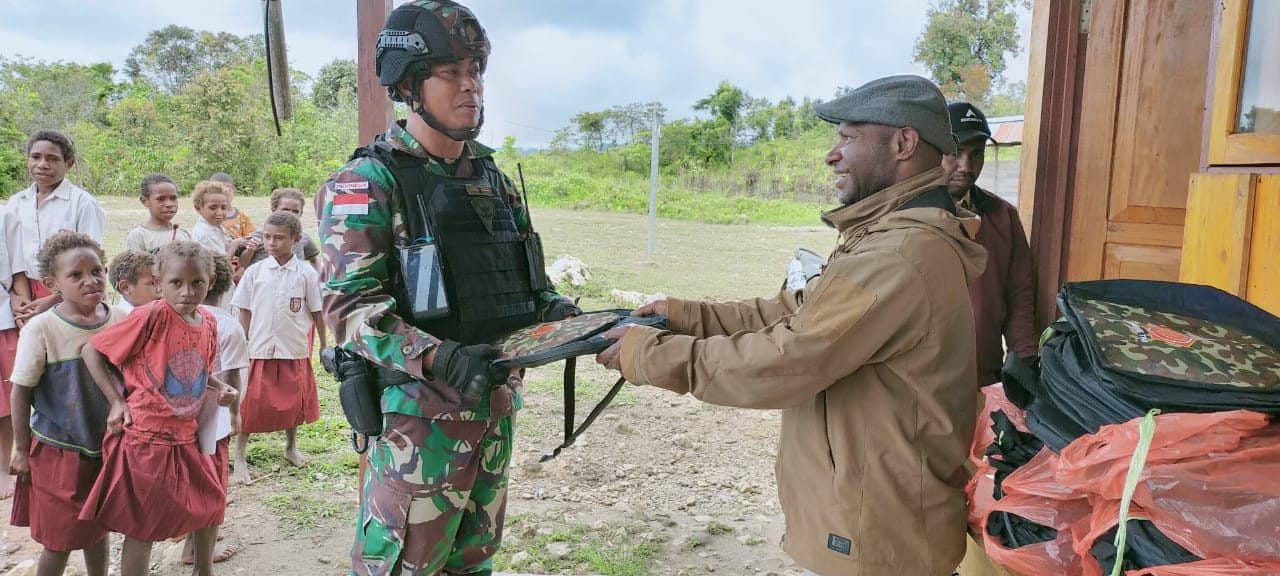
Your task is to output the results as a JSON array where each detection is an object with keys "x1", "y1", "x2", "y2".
[
  {"x1": 913, "y1": 0, "x2": 1026, "y2": 105},
  {"x1": 312, "y1": 59, "x2": 357, "y2": 109},
  {"x1": 693, "y1": 81, "x2": 747, "y2": 166},
  {"x1": 573, "y1": 111, "x2": 607, "y2": 152},
  {"x1": 0, "y1": 57, "x2": 118, "y2": 134},
  {"x1": 986, "y1": 80, "x2": 1026, "y2": 116},
  {"x1": 125, "y1": 25, "x2": 260, "y2": 93}
]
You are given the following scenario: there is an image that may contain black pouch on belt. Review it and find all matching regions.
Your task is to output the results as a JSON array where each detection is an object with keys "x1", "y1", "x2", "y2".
[{"x1": 328, "y1": 347, "x2": 384, "y2": 451}]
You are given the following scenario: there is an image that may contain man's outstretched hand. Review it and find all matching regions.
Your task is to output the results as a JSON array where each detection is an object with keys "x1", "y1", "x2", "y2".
[
  {"x1": 595, "y1": 324, "x2": 636, "y2": 371},
  {"x1": 632, "y1": 299, "x2": 667, "y2": 318}
]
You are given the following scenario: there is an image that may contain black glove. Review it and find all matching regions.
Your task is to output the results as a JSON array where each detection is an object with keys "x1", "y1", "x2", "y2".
[
  {"x1": 320, "y1": 347, "x2": 338, "y2": 375},
  {"x1": 542, "y1": 297, "x2": 582, "y2": 322},
  {"x1": 432, "y1": 340, "x2": 505, "y2": 404}
]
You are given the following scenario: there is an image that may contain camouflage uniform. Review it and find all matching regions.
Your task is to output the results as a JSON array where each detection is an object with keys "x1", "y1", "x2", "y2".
[{"x1": 317, "y1": 121, "x2": 559, "y2": 575}]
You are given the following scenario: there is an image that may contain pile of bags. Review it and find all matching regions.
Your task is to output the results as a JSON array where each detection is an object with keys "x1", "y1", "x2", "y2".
[{"x1": 968, "y1": 280, "x2": 1280, "y2": 575}]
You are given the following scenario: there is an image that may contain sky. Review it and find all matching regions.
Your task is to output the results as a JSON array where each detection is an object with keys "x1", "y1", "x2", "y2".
[{"x1": 0, "y1": 0, "x2": 1031, "y2": 148}]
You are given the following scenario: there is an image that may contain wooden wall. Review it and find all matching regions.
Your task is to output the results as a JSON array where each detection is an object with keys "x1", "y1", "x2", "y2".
[{"x1": 1181, "y1": 174, "x2": 1280, "y2": 315}]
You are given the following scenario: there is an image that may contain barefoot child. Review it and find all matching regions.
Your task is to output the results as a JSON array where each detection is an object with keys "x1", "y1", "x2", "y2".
[
  {"x1": 81, "y1": 241, "x2": 230, "y2": 576},
  {"x1": 9, "y1": 231, "x2": 124, "y2": 576},
  {"x1": 186, "y1": 253, "x2": 246, "y2": 563},
  {"x1": 124, "y1": 174, "x2": 191, "y2": 254},
  {"x1": 108, "y1": 250, "x2": 158, "y2": 314},
  {"x1": 230, "y1": 211, "x2": 326, "y2": 481}
]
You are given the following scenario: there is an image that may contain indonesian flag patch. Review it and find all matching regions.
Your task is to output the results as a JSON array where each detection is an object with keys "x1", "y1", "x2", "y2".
[{"x1": 332, "y1": 192, "x2": 370, "y2": 216}]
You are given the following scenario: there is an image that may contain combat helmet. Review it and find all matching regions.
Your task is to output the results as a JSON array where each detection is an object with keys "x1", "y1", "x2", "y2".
[{"x1": 376, "y1": 0, "x2": 490, "y2": 140}]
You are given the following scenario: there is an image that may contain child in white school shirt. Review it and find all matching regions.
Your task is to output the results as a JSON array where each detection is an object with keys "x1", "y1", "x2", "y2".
[{"x1": 229, "y1": 211, "x2": 326, "y2": 483}]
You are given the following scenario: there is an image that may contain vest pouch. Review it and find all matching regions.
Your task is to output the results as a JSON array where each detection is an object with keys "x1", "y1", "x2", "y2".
[
  {"x1": 525, "y1": 231, "x2": 549, "y2": 292},
  {"x1": 399, "y1": 240, "x2": 450, "y2": 322}
]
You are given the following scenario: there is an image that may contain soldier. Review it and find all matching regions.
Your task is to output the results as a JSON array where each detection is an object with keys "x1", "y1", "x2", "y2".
[{"x1": 315, "y1": 2, "x2": 577, "y2": 575}]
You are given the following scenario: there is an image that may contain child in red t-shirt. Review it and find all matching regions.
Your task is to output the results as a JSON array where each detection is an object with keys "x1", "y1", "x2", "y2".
[{"x1": 82, "y1": 241, "x2": 236, "y2": 576}]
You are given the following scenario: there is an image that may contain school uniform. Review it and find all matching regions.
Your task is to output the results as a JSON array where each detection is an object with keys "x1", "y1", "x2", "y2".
[
  {"x1": 230, "y1": 254, "x2": 322, "y2": 434},
  {"x1": 8, "y1": 179, "x2": 105, "y2": 297},
  {"x1": 9, "y1": 305, "x2": 124, "y2": 551},
  {"x1": 80, "y1": 300, "x2": 225, "y2": 541}
]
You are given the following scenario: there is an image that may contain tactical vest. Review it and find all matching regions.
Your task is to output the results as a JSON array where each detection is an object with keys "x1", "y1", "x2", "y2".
[{"x1": 353, "y1": 140, "x2": 546, "y2": 344}]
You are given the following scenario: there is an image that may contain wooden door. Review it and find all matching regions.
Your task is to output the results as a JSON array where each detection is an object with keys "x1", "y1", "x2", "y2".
[{"x1": 1064, "y1": 0, "x2": 1215, "y2": 282}]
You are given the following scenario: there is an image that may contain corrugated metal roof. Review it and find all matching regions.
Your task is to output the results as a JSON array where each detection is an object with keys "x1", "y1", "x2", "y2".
[{"x1": 987, "y1": 115, "x2": 1024, "y2": 145}]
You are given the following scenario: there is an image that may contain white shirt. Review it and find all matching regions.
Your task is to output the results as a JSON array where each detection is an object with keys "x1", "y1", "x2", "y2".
[
  {"x1": 203, "y1": 304, "x2": 250, "y2": 441},
  {"x1": 191, "y1": 219, "x2": 230, "y2": 255},
  {"x1": 230, "y1": 255, "x2": 322, "y2": 359},
  {"x1": 0, "y1": 204, "x2": 29, "y2": 331},
  {"x1": 9, "y1": 179, "x2": 106, "y2": 268}
]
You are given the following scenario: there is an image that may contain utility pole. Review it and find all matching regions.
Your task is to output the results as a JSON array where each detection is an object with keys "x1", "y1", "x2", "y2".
[{"x1": 647, "y1": 108, "x2": 661, "y2": 253}]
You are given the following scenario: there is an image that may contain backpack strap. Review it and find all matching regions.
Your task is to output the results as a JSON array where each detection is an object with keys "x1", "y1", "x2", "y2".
[{"x1": 539, "y1": 357, "x2": 627, "y2": 462}]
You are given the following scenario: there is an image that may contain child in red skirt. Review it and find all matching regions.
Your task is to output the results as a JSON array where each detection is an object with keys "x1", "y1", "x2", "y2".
[
  {"x1": 229, "y1": 211, "x2": 326, "y2": 482},
  {"x1": 9, "y1": 231, "x2": 123, "y2": 576},
  {"x1": 81, "y1": 241, "x2": 234, "y2": 576}
]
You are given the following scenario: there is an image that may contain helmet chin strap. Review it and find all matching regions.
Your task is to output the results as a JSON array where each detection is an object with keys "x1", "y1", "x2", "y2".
[{"x1": 410, "y1": 82, "x2": 484, "y2": 142}]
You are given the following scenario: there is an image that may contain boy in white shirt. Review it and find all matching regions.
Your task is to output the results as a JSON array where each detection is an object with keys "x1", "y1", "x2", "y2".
[
  {"x1": 9, "y1": 130, "x2": 105, "y2": 322},
  {"x1": 124, "y1": 174, "x2": 192, "y2": 254},
  {"x1": 230, "y1": 211, "x2": 326, "y2": 482}
]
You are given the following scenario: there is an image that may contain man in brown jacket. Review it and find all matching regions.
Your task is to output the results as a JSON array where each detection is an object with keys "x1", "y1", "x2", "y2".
[
  {"x1": 596, "y1": 75, "x2": 987, "y2": 576},
  {"x1": 944, "y1": 102, "x2": 1038, "y2": 386}
]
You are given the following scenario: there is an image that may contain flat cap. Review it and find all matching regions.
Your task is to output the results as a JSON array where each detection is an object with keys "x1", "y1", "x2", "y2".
[{"x1": 814, "y1": 74, "x2": 957, "y2": 155}]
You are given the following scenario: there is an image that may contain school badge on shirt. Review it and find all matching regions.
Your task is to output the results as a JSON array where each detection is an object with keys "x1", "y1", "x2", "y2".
[{"x1": 290, "y1": 297, "x2": 302, "y2": 313}]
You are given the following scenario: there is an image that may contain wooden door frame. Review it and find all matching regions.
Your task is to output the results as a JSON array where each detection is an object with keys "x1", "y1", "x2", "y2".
[{"x1": 1023, "y1": 0, "x2": 1086, "y2": 329}]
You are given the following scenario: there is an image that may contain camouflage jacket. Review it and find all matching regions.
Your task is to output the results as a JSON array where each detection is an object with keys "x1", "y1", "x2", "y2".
[{"x1": 316, "y1": 121, "x2": 560, "y2": 420}]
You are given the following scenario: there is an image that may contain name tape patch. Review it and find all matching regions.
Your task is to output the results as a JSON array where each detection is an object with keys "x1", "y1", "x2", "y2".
[
  {"x1": 332, "y1": 192, "x2": 370, "y2": 216},
  {"x1": 827, "y1": 533, "x2": 852, "y2": 556},
  {"x1": 333, "y1": 180, "x2": 370, "y2": 191}
]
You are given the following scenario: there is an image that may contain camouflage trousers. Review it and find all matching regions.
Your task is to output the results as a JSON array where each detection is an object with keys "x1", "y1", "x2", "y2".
[{"x1": 351, "y1": 412, "x2": 515, "y2": 576}]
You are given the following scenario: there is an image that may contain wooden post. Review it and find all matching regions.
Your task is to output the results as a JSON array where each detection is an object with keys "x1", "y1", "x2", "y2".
[
  {"x1": 358, "y1": 0, "x2": 394, "y2": 145},
  {"x1": 355, "y1": 0, "x2": 392, "y2": 508}
]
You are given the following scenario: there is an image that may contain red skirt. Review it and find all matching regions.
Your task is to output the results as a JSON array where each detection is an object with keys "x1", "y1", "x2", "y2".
[
  {"x1": 214, "y1": 437, "x2": 230, "y2": 488},
  {"x1": 10, "y1": 442, "x2": 108, "y2": 552},
  {"x1": 241, "y1": 358, "x2": 318, "y2": 434},
  {"x1": 79, "y1": 432, "x2": 225, "y2": 541},
  {"x1": 30, "y1": 280, "x2": 51, "y2": 300},
  {"x1": 0, "y1": 327, "x2": 17, "y2": 418}
]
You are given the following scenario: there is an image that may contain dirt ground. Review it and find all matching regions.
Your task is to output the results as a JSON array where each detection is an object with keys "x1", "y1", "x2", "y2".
[{"x1": 1, "y1": 199, "x2": 846, "y2": 576}]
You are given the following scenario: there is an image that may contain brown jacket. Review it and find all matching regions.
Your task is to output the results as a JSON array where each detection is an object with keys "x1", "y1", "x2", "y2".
[{"x1": 619, "y1": 167, "x2": 988, "y2": 576}]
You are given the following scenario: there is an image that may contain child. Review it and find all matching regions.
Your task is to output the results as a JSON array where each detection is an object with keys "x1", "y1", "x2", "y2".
[
  {"x1": 209, "y1": 172, "x2": 255, "y2": 240},
  {"x1": 180, "y1": 253, "x2": 245, "y2": 564},
  {"x1": 124, "y1": 174, "x2": 192, "y2": 254},
  {"x1": 10, "y1": 130, "x2": 106, "y2": 320},
  {"x1": 191, "y1": 180, "x2": 234, "y2": 256},
  {"x1": 9, "y1": 231, "x2": 124, "y2": 576},
  {"x1": 108, "y1": 250, "x2": 158, "y2": 314},
  {"x1": 81, "y1": 241, "x2": 229, "y2": 576},
  {"x1": 242, "y1": 188, "x2": 321, "y2": 271},
  {"x1": 230, "y1": 211, "x2": 326, "y2": 480},
  {"x1": 0, "y1": 203, "x2": 24, "y2": 499}
]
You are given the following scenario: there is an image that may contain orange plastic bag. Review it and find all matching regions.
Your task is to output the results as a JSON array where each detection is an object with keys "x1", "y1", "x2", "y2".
[
  {"x1": 1054, "y1": 410, "x2": 1280, "y2": 567},
  {"x1": 1128, "y1": 558, "x2": 1280, "y2": 575}
]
